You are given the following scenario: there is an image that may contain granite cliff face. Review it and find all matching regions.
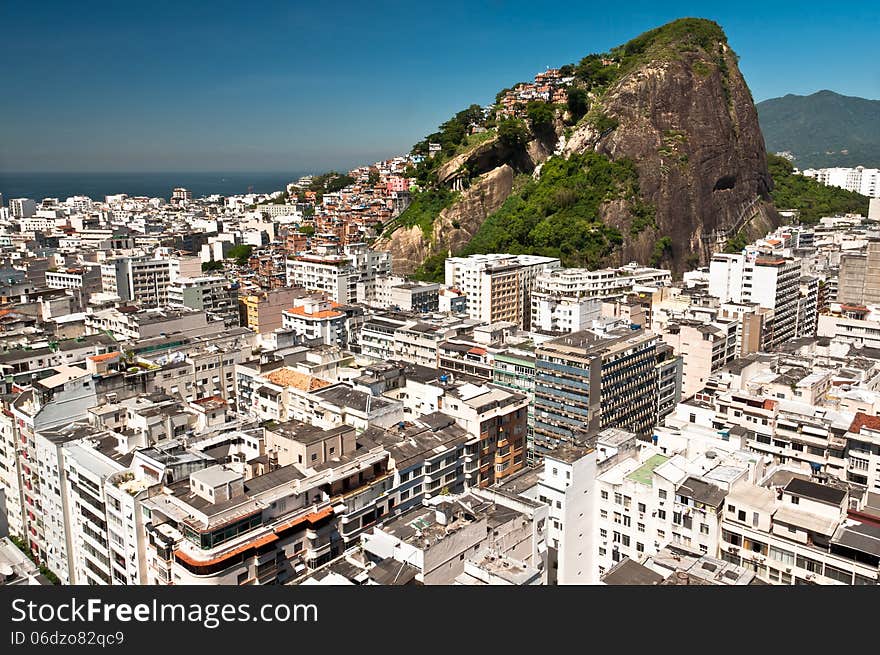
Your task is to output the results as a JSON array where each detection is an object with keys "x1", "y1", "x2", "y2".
[
  {"x1": 563, "y1": 40, "x2": 778, "y2": 272},
  {"x1": 375, "y1": 137, "x2": 552, "y2": 276},
  {"x1": 377, "y1": 164, "x2": 516, "y2": 274},
  {"x1": 378, "y1": 19, "x2": 779, "y2": 277}
]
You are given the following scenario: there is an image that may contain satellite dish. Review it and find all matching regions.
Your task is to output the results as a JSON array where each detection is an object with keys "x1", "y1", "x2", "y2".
[{"x1": 0, "y1": 563, "x2": 13, "y2": 576}]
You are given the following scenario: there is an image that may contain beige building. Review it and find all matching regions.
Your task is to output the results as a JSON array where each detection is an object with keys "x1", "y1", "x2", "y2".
[{"x1": 240, "y1": 288, "x2": 310, "y2": 334}]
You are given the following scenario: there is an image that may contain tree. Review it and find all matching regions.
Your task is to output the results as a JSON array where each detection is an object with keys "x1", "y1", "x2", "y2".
[
  {"x1": 497, "y1": 119, "x2": 530, "y2": 148},
  {"x1": 227, "y1": 244, "x2": 253, "y2": 266},
  {"x1": 566, "y1": 87, "x2": 589, "y2": 122},
  {"x1": 526, "y1": 101, "x2": 555, "y2": 135},
  {"x1": 201, "y1": 260, "x2": 223, "y2": 272},
  {"x1": 299, "y1": 225, "x2": 315, "y2": 237},
  {"x1": 368, "y1": 169, "x2": 380, "y2": 186}
]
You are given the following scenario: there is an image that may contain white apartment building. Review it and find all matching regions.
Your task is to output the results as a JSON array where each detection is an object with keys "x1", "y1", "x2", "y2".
[
  {"x1": 286, "y1": 245, "x2": 391, "y2": 305},
  {"x1": 534, "y1": 445, "x2": 597, "y2": 583},
  {"x1": 720, "y1": 476, "x2": 879, "y2": 585},
  {"x1": 65, "y1": 195, "x2": 93, "y2": 213},
  {"x1": 709, "y1": 252, "x2": 803, "y2": 349},
  {"x1": 9, "y1": 198, "x2": 37, "y2": 218},
  {"x1": 533, "y1": 263, "x2": 672, "y2": 299},
  {"x1": 802, "y1": 166, "x2": 880, "y2": 198},
  {"x1": 282, "y1": 298, "x2": 346, "y2": 346},
  {"x1": 531, "y1": 294, "x2": 602, "y2": 334},
  {"x1": 444, "y1": 253, "x2": 560, "y2": 329},
  {"x1": 101, "y1": 256, "x2": 172, "y2": 307},
  {"x1": 817, "y1": 304, "x2": 880, "y2": 349},
  {"x1": 286, "y1": 252, "x2": 354, "y2": 303}
]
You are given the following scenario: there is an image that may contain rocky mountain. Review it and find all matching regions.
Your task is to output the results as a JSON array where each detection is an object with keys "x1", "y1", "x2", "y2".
[
  {"x1": 376, "y1": 18, "x2": 780, "y2": 278},
  {"x1": 757, "y1": 90, "x2": 880, "y2": 169}
]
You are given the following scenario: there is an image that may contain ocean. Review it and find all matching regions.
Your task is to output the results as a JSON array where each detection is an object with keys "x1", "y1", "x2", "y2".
[{"x1": 0, "y1": 171, "x2": 312, "y2": 203}]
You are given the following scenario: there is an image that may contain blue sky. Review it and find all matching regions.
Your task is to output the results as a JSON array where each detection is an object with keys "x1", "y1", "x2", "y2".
[{"x1": 1, "y1": 0, "x2": 877, "y2": 172}]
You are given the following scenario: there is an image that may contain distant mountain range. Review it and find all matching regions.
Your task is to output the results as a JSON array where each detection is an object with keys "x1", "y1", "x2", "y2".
[{"x1": 757, "y1": 90, "x2": 880, "y2": 169}]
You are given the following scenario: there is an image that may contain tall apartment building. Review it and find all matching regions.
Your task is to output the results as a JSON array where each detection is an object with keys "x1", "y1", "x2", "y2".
[
  {"x1": 101, "y1": 256, "x2": 172, "y2": 308},
  {"x1": 492, "y1": 351, "x2": 537, "y2": 464},
  {"x1": 285, "y1": 245, "x2": 391, "y2": 304},
  {"x1": 838, "y1": 240, "x2": 880, "y2": 306},
  {"x1": 167, "y1": 275, "x2": 240, "y2": 328},
  {"x1": 533, "y1": 324, "x2": 658, "y2": 454},
  {"x1": 9, "y1": 198, "x2": 37, "y2": 218},
  {"x1": 441, "y1": 382, "x2": 529, "y2": 487},
  {"x1": 444, "y1": 254, "x2": 561, "y2": 329},
  {"x1": 709, "y1": 253, "x2": 803, "y2": 349},
  {"x1": 661, "y1": 319, "x2": 738, "y2": 399}
]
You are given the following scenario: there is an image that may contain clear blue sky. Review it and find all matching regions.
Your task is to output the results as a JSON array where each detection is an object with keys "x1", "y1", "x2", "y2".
[{"x1": 1, "y1": 0, "x2": 877, "y2": 173}]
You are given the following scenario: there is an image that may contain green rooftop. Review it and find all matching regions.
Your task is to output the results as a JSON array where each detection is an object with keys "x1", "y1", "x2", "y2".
[{"x1": 626, "y1": 454, "x2": 670, "y2": 486}]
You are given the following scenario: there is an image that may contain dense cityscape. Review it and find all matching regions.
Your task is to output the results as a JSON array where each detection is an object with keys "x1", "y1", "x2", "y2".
[
  {"x1": 1, "y1": 3, "x2": 879, "y2": 598},
  {"x1": 0, "y1": 143, "x2": 879, "y2": 586}
]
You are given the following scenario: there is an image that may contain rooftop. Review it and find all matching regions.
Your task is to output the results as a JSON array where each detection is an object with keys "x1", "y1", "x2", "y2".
[
  {"x1": 626, "y1": 454, "x2": 670, "y2": 487},
  {"x1": 784, "y1": 478, "x2": 846, "y2": 506}
]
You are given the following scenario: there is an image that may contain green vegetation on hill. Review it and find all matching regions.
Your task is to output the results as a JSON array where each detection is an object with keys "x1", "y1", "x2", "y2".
[
  {"x1": 412, "y1": 104, "x2": 485, "y2": 159},
  {"x1": 768, "y1": 154, "x2": 870, "y2": 223},
  {"x1": 385, "y1": 188, "x2": 457, "y2": 241},
  {"x1": 462, "y1": 152, "x2": 644, "y2": 266},
  {"x1": 570, "y1": 18, "x2": 729, "y2": 99},
  {"x1": 758, "y1": 91, "x2": 880, "y2": 168}
]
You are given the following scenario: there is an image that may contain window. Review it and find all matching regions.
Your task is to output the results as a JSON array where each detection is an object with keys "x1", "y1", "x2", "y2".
[
  {"x1": 727, "y1": 504, "x2": 735, "y2": 513},
  {"x1": 613, "y1": 531, "x2": 621, "y2": 543},
  {"x1": 599, "y1": 548, "x2": 606, "y2": 557},
  {"x1": 600, "y1": 509, "x2": 608, "y2": 519},
  {"x1": 613, "y1": 512, "x2": 622, "y2": 524},
  {"x1": 556, "y1": 501, "x2": 562, "y2": 509},
  {"x1": 657, "y1": 530, "x2": 665, "y2": 539},
  {"x1": 752, "y1": 512, "x2": 759, "y2": 527},
  {"x1": 738, "y1": 510, "x2": 746, "y2": 521},
  {"x1": 658, "y1": 489, "x2": 667, "y2": 500},
  {"x1": 637, "y1": 523, "x2": 645, "y2": 533},
  {"x1": 600, "y1": 528, "x2": 607, "y2": 538},
  {"x1": 823, "y1": 565, "x2": 852, "y2": 584},
  {"x1": 796, "y1": 555, "x2": 822, "y2": 574},
  {"x1": 657, "y1": 509, "x2": 666, "y2": 520},
  {"x1": 722, "y1": 529, "x2": 742, "y2": 546},
  {"x1": 622, "y1": 516, "x2": 631, "y2": 528},
  {"x1": 600, "y1": 490, "x2": 609, "y2": 500},
  {"x1": 699, "y1": 544, "x2": 708, "y2": 555},
  {"x1": 769, "y1": 546, "x2": 795, "y2": 566},
  {"x1": 636, "y1": 542, "x2": 644, "y2": 553},
  {"x1": 622, "y1": 535, "x2": 630, "y2": 547},
  {"x1": 700, "y1": 523, "x2": 709, "y2": 535},
  {"x1": 614, "y1": 492, "x2": 623, "y2": 505},
  {"x1": 638, "y1": 503, "x2": 646, "y2": 513},
  {"x1": 791, "y1": 496, "x2": 800, "y2": 505}
]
